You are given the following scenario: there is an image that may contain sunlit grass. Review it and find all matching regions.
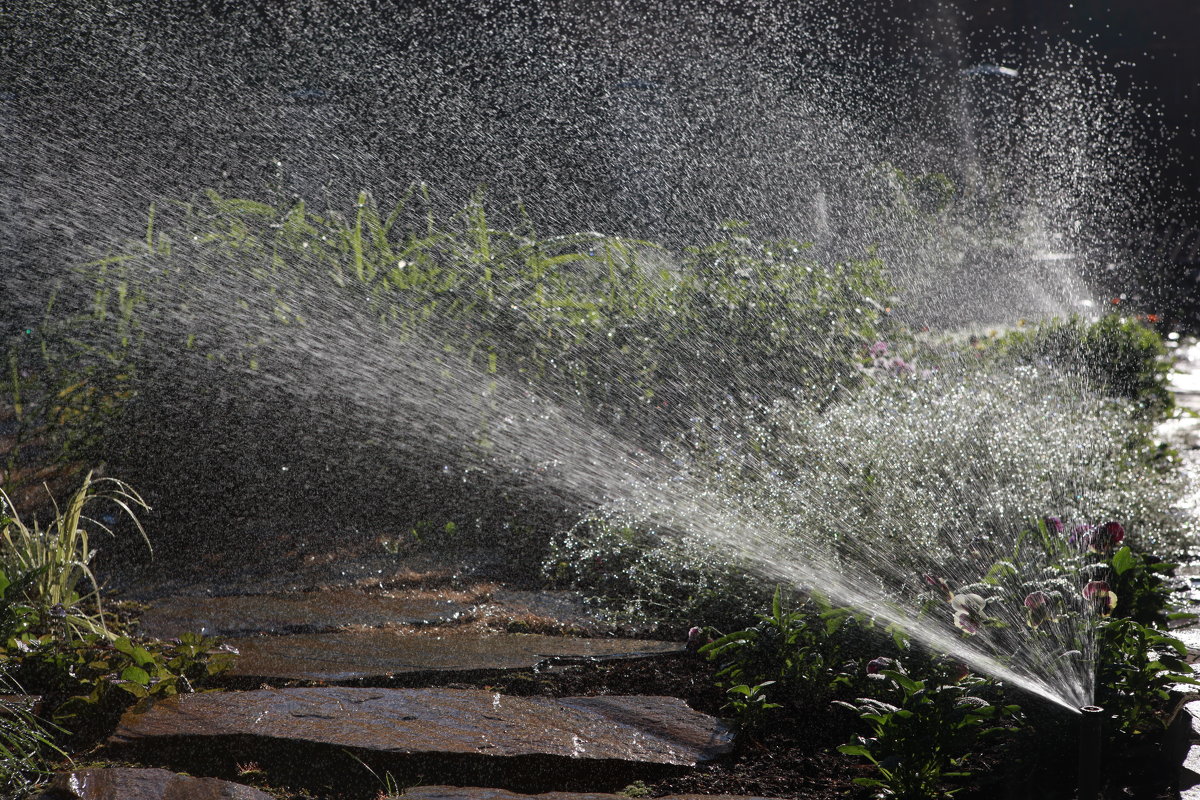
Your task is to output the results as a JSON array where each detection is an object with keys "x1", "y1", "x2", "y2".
[{"x1": 0, "y1": 472, "x2": 150, "y2": 639}]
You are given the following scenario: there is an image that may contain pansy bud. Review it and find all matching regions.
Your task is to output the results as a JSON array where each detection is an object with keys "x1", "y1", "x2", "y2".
[
  {"x1": 867, "y1": 656, "x2": 896, "y2": 675},
  {"x1": 923, "y1": 574, "x2": 953, "y2": 602}
]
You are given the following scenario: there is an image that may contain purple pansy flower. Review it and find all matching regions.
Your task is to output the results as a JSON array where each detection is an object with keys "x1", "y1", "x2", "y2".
[
  {"x1": 1088, "y1": 521, "x2": 1125, "y2": 553},
  {"x1": 1024, "y1": 591, "x2": 1053, "y2": 628},
  {"x1": 1068, "y1": 523, "x2": 1095, "y2": 549},
  {"x1": 951, "y1": 593, "x2": 987, "y2": 635},
  {"x1": 1083, "y1": 580, "x2": 1118, "y2": 615}
]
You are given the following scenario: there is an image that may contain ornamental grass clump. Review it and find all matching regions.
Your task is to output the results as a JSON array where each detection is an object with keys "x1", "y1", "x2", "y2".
[
  {"x1": 0, "y1": 472, "x2": 149, "y2": 639},
  {"x1": 0, "y1": 670, "x2": 63, "y2": 797}
]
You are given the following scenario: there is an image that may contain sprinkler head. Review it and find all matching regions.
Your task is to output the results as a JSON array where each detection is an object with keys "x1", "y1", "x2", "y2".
[{"x1": 1077, "y1": 706, "x2": 1103, "y2": 800}]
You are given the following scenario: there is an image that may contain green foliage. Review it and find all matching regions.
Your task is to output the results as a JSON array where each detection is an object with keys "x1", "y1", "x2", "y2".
[
  {"x1": 618, "y1": 781, "x2": 654, "y2": 798},
  {"x1": 720, "y1": 681, "x2": 782, "y2": 731},
  {"x1": 46, "y1": 189, "x2": 894, "y2": 448},
  {"x1": 0, "y1": 472, "x2": 149, "y2": 640},
  {"x1": 0, "y1": 566, "x2": 41, "y2": 644},
  {"x1": 1094, "y1": 618, "x2": 1196, "y2": 739},
  {"x1": 2, "y1": 630, "x2": 235, "y2": 733},
  {"x1": 982, "y1": 314, "x2": 1172, "y2": 422},
  {"x1": 0, "y1": 476, "x2": 233, "y2": 744},
  {"x1": 543, "y1": 514, "x2": 774, "y2": 630},
  {"x1": 836, "y1": 665, "x2": 1019, "y2": 799},
  {"x1": 1106, "y1": 545, "x2": 1187, "y2": 627},
  {"x1": 3, "y1": 278, "x2": 138, "y2": 501},
  {"x1": 700, "y1": 587, "x2": 857, "y2": 728},
  {"x1": 552, "y1": 361, "x2": 1194, "y2": 635}
]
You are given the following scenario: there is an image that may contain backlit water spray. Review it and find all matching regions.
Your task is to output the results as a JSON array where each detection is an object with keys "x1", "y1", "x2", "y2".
[
  {"x1": 96, "y1": 264, "x2": 1125, "y2": 713},
  {"x1": 3, "y1": 1, "x2": 1190, "y2": 721}
]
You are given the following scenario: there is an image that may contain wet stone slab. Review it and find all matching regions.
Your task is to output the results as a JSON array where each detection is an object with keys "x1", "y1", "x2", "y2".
[
  {"x1": 30, "y1": 767, "x2": 274, "y2": 800},
  {"x1": 224, "y1": 630, "x2": 684, "y2": 682},
  {"x1": 137, "y1": 589, "x2": 470, "y2": 637},
  {"x1": 484, "y1": 590, "x2": 617, "y2": 635},
  {"x1": 109, "y1": 687, "x2": 734, "y2": 767},
  {"x1": 399, "y1": 787, "x2": 772, "y2": 800}
]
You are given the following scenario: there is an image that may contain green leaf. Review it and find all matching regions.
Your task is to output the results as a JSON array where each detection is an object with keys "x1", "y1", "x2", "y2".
[
  {"x1": 882, "y1": 669, "x2": 922, "y2": 694},
  {"x1": 132, "y1": 646, "x2": 157, "y2": 666},
  {"x1": 837, "y1": 744, "x2": 873, "y2": 757},
  {"x1": 1111, "y1": 546, "x2": 1136, "y2": 576},
  {"x1": 120, "y1": 665, "x2": 150, "y2": 685},
  {"x1": 116, "y1": 681, "x2": 150, "y2": 699}
]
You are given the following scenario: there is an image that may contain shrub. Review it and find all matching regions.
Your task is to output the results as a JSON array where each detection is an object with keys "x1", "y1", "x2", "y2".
[
  {"x1": 1094, "y1": 617, "x2": 1195, "y2": 740},
  {"x1": 836, "y1": 663, "x2": 1019, "y2": 799},
  {"x1": 980, "y1": 314, "x2": 1173, "y2": 422},
  {"x1": 9, "y1": 188, "x2": 897, "y2": 569},
  {"x1": 699, "y1": 587, "x2": 860, "y2": 727},
  {"x1": 64, "y1": 191, "x2": 893, "y2": 435},
  {"x1": 544, "y1": 514, "x2": 774, "y2": 630}
]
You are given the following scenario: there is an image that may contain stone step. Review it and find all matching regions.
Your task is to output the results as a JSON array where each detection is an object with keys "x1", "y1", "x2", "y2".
[
  {"x1": 223, "y1": 630, "x2": 684, "y2": 683},
  {"x1": 107, "y1": 687, "x2": 733, "y2": 791},
  {"x1": 29, "y1": 767, "x2": 273, "y2": 800},
  {"x1": 399, "y1": 787, "x2": 772, "y2": 800},
  {"x1": 137, "y1": 589, "x2": 471, "y2": 638}
]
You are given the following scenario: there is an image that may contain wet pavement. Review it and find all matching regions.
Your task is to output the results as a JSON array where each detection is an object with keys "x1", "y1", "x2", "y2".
[
  {"x1": 137, "y1": 588, "x2": 472, "y2": 638},
  {"x1": 224, "y1": 630, "x2": 683, "y2": 683},
  {"x1": 109, "y1": 687, "x2": 734, "y2": 768},
  {"x1": 29, "y1": 768, "x2": 275, "y2": 800}
]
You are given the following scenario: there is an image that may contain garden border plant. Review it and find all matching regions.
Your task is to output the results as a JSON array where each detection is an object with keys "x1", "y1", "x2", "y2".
[{"x1": 0, "y1": 475, "x2": 235, "y2": 750}]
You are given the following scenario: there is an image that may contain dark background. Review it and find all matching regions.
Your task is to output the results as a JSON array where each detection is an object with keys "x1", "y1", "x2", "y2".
[
  {"x1": 3, "y1": 0, "x2": 1198, "y2": 312},
  {"x1": 967, "y1": 1, "x2": 1200, "y2": 290}
]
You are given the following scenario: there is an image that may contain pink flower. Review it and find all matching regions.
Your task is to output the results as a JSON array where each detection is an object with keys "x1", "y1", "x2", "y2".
[
  {"x1": 1043, "y1": 516, "x2": 1064, "y2": 534},
  {"x1": 868, "y1": 341, "x2": 889, "y2": 357}
]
